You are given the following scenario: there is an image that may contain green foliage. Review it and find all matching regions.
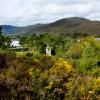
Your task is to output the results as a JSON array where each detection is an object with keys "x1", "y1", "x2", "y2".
[
  {"x1": 66, "y1": 43, "x2": 83, "y2": 59},
  {"x1": 40, "y1": 58, "x2": 74, "y2": 99},
  {"x1": 88, "y1": 77, "x2": 100, "y2": 99},
  {"x1": 76, "y1": 37, "x2": 100, "y2": 74},
  {"x1": 0, "y1": 34, "x2": 100, "y2": 100}
]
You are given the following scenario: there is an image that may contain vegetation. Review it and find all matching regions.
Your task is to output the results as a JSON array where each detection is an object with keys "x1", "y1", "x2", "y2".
[{"x1": 0, "y1": 26, "x2": 100, "y2": 100}]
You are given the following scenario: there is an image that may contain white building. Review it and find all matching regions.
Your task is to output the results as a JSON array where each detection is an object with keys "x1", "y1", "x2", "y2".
[
  {"x1": 95, "y1": 38, "x2": 100, "y2": 41},
  {"x1": 10, "y1": 39, "x2": 21, "y2": 47},
  {"x1": 46, "y1": 46, "x2": 51, "y2": 55}
]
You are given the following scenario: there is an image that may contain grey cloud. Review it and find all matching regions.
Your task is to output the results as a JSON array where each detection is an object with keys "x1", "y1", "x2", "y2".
[{"x1": 0, "y1": 0, "x2": 100, "y2": 26}]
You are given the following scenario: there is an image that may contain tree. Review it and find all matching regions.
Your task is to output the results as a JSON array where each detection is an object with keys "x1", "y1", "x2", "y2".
[
  {"x1": 66, "y1": 43, "x2": 83, "y2": 59},
  {"x1": 0, "y1": 26, "x2": 5, "y2": 48},
  {"x1": 77, "y1": 36, "x2": 99, "y2": 74}
]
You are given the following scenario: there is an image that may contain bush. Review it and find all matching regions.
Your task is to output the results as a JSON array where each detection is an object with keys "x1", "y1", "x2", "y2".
[{"x1": 40, "y1": 58, "x2": 74, "y2": 99}]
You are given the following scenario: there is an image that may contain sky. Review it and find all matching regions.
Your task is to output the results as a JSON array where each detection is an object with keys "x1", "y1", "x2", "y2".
[{"x1": 0, "y1": 0, "x2": 100, "y2": 26}]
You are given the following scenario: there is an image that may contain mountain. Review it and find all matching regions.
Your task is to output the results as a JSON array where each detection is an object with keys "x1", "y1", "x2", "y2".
[
  {"x1": 1, "y1": 17, "x2": 100, "y2": 35},
  {"x1": 27, "y1": 17, "x2": 100, "y2": 35},
  {"x1": 1, "y1": 24, "x2": 45, "y2": 34},
  {"x1": 21, "y1": 24, "x2": 45, "y2": 33},
  {"x1": 2, "y1": 25, "x2": 22, "y2": 34}
]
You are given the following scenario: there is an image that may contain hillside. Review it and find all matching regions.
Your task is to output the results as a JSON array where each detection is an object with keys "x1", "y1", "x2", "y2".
[
  {"x1": 28, "y1": 17, "x2": 100, "y2": 35},
  {"x1": 1, "y1": 24, "x2": 45, "y2": 34},
  {"x1": 2, "y1": 25, "x2": 23, "y2": 34},
  {"x1": 1, "y1": 17, "x2": 100, "y2": 35}
]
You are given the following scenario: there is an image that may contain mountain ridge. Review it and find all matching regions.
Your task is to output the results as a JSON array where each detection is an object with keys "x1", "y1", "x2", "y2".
[{"x1": 1, "y1": 17, "x2": 100, "y2": 35}]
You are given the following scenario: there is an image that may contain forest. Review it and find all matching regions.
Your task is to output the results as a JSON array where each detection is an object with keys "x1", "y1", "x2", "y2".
[{"x1": 0, "y1": 26, "x2": 100, "y2": 100}]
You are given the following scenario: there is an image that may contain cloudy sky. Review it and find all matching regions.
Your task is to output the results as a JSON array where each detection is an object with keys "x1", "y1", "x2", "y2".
[{"x1": 0, "y1": 0, "x2": 100, "y2": 26}]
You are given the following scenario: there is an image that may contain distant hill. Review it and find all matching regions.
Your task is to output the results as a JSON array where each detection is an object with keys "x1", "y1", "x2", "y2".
[
  {"x1": 27, "y1": 17, "x2": 100, "y2": 35},
  {"x1": 1, "y1": 24, "x2": 45, "y2": 34},
  {"x1": 2, "y1": 25, "x2": 22, "y2": 34},
  {"x1": 1, "y1": 17, "x2": 100, "y2": 35}
]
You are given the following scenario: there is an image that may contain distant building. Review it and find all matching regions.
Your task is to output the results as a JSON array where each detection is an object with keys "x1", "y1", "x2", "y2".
[
  {"x1": 77, "y1": 37, "x2": 100, "y2": 42},
  {"x1": 10, "y1": 39, "x2": 29, "y2": 51},
  {"x1": 46, "y1": 46, "x2": 51, "y2": 55},
  {"x1": 95, "y1": 38, "x2": 100, "y2": 41},
  {"x1": 10, "y1": 39, "x2": 21, "y2": 47}
]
